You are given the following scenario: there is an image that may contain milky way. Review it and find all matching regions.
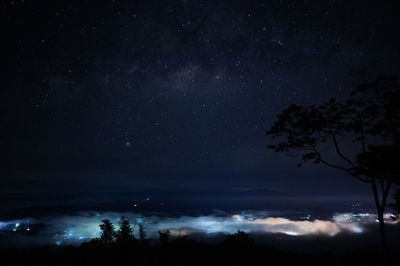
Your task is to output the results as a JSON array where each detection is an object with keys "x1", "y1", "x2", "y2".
[{"x1": 2, "y1": 1, "x2": 400, "y2": 209}]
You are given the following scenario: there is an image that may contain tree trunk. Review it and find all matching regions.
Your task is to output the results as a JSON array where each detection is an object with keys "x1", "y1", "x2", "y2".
[
  {"x1": 377, "y1": 207, "x2": 387, "y2": 250},
  {"x1": 370, "y1": 179, "x2": 388, "y2": 250}
]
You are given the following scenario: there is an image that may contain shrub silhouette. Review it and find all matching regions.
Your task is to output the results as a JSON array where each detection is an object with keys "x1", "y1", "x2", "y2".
[
  {"x1": 223, "y1": 230, "x2": 255, "y2": 246},
  {"x1": 158, "y1": 230, "x2": 171, "y2": 246}
]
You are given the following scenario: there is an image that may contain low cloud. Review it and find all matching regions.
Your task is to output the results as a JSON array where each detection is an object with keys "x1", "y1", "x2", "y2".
[{"x1": 0, "y1": 211, "x2": 397, "y2": 247}]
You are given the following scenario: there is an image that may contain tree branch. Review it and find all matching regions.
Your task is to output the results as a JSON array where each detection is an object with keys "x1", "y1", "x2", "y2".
[
  {"x1": 371, "y1": 178, "x2": 382, "y2": 211},
  {"x1": 310, "y1": 145, "x2": 370, "y2": 183},
  {"x1": 331, "y1": 134, "x2": 356, "y2": 167}
]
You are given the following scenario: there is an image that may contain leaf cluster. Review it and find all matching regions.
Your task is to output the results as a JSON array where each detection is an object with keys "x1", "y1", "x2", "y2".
[{"x1": 266, "y1": 75, "x2": 400, "y2": 183}]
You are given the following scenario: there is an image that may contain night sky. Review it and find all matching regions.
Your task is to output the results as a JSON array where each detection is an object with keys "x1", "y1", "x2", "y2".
[{"x1": 2, "y1": 0, "x2": 400, "y2": 214}]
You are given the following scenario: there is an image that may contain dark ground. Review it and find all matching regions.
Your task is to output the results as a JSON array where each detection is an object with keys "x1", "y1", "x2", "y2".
[
  {"x1": 0, "y1": 241, "x2": 398, "y2": 266},
  {"x1": 1, "y1": 228, "x2": 400, "y2": 266}
]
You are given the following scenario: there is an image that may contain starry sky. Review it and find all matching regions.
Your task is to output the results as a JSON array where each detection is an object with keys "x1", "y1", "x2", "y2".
[{"x1": 1, "y1": 0, "x2": 400, "y2": 214}]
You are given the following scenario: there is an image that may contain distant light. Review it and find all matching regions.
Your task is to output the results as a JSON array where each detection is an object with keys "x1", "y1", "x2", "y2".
[
  {"x1": 55, "y1": 241, "x2": 61, "y2": 246},
  {"x1": 15, "y1": 223, "x2": 20, "y2": 227},
  {"x1": 351, "y1": 227, "x2": 363, "y2": 233},
  {"x1": 284, "y1": 231, "x2": 299, "y2": 236},
  {"x1": 26, "y1": 228, "x2": 30, "y2": 231}
]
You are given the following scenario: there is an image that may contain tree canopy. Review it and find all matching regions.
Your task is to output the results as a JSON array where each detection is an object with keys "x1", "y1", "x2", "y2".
[
  {"x1": 99, "y1": 219, "x2": 116, "y2": 244},
  {"x1": 116, "y1": 216, "x2": 135, "y2": 244}
]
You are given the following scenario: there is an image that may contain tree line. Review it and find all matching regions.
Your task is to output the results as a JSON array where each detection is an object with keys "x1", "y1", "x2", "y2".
[{"x1": 90, "y1": 216, "x2": 255, "y2": 248}]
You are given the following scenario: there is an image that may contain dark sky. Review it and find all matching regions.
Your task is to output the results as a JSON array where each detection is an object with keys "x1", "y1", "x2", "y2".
[{"x1": 1, "y1": 0, "x2": 400, "y2": 213}]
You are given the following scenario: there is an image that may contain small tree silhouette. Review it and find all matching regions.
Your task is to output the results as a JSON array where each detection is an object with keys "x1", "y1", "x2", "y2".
[
  {"x1": 116, "y1": 216, "x2": 135, "y2": 244},
  {"x1": 158, "y1": 230, "x2": 171, "y2": 246},
  {"x1": 138, "y1": 224, "x2": 148, "y2": 245},
  {"x1": 99, "y1": 219, "x2": 115, "y2": 244}
]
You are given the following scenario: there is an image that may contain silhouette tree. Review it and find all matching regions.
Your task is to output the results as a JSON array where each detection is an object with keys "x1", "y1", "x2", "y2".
[
  {"x1": 99, "y1": 219, "x2": 116, "y2": 244},
  {"x1": 138, "y1": 224, "x2": 148, "y2": 244},
  {"x1": 116, "y1": 216, "x2": 135, "y2": 245},
  {"x1": 266, "y1": 75, "x2": 400, "y2": 249},
  {"x1": 158, "y1": 230, "x2": 171, "y2": 246}
]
